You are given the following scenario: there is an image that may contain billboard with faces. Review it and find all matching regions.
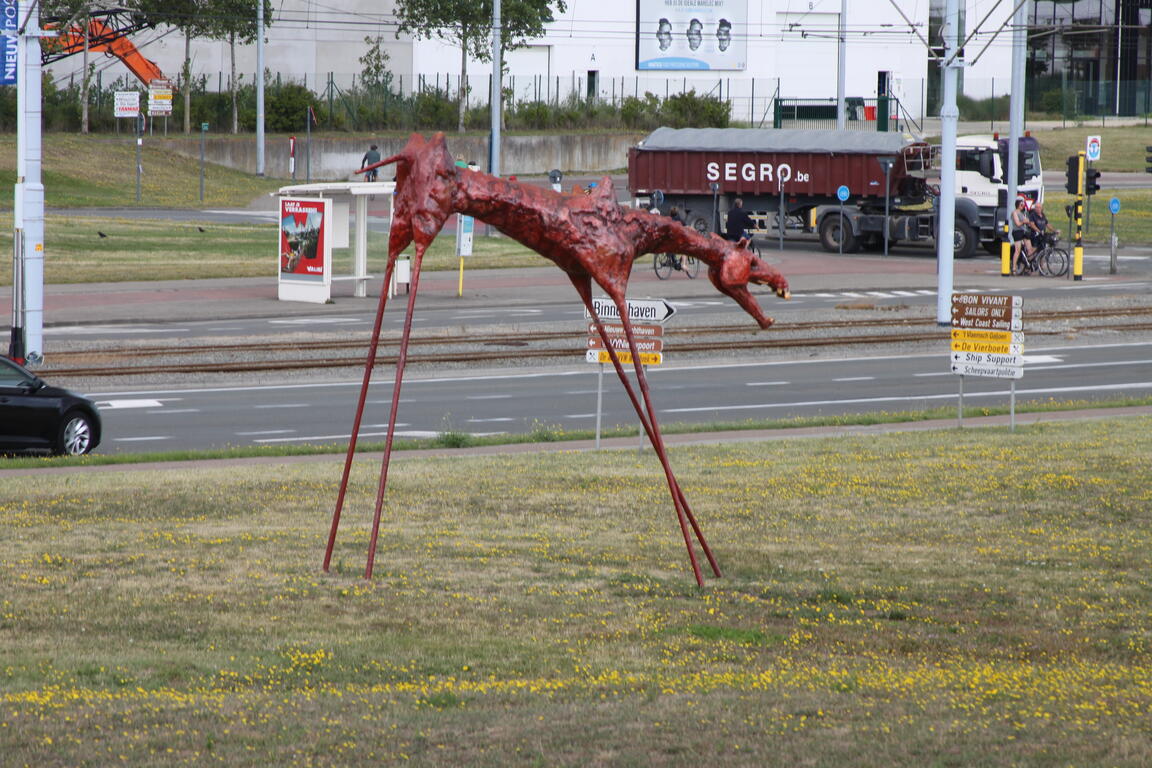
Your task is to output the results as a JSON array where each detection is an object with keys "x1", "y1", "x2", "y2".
[{"x1": 636, "y1": 0, "x2": 747, "y2": 71}]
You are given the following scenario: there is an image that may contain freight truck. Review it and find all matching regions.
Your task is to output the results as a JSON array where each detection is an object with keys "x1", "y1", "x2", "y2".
[{"x1": 626, "y1": 127, "x2": 1044, "y2": 258}]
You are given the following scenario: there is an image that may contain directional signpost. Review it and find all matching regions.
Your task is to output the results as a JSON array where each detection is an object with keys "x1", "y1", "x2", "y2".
[
  {"x1": 951, "y1": 292, "x2": 1024, "y2": 429},
  {"x1": 836, "y1": 185, "x2": 850, "y2": 256},
  {"x1": 584, "y1": 298, "x2": 677, "y2": 447},
  {"x1": 1109, "y1": 196, "x2": 1120, "y2": 274}
]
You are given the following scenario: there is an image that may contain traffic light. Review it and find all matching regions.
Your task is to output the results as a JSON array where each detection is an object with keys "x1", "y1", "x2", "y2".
[
  {"x1": 1084, "y1": 167, "x2": 1101, "y2": 196},
  {"x1": 1064, "y1": 155, "x2": 1079, "y2": 194}
]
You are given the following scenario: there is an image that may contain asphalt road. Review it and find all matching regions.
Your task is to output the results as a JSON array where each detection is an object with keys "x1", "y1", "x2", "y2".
[{"x1": 86, "y1": 336, "x2": 1152, "y2": 454}]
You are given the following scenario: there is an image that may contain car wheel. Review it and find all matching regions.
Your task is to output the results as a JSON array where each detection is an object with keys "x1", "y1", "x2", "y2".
[{"x1": 56, "y1": 411, "x2": 94, "y2": 456}]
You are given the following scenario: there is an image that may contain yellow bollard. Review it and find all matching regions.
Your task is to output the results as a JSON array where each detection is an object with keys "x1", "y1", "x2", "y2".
[{"x1": 1001, "y1": 222, "x2": 1011, "y2": 276}]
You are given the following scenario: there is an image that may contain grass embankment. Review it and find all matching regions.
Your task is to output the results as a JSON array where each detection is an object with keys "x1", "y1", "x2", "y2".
[{"x1": 2, "y1": 417, "x2": 1150, "y2": 765}]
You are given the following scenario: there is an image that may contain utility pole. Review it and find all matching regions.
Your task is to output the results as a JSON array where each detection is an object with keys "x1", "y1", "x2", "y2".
[
  {"x1": 935, "y1": 0, "x2": 960, "y2": 326},
  {"x1": 836, "y1": 0, "x2": 847, "y2": 130},
  {"x1": 12, "y1": 0, "x2": 45, "y2": 363},
  {"x1": 256, "y1": 0, "x2": 265, "y2": 176},
  {"x1": 1006, "y1": 1, "x2": 1026, "y2": 214},
  {"x1": 488, "y1": 0, "x2": 502, "y2": 178}
]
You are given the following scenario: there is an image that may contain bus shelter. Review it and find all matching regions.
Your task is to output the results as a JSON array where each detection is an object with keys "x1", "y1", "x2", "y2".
[{"x1": 276, "y1": 181, "x2": 406, "y2": 303}]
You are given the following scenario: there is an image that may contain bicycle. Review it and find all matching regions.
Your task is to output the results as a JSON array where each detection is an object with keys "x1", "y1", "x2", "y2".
[
  {"x1": 654, "y1": 252, "x2": 700, "y2": 279},
  {"x1": 1013, "y1": 232, "x2": 1068, "y2": 277}
]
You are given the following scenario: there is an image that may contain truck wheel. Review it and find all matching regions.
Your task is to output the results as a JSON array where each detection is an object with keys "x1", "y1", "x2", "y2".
[
  {"x1": 819, "y1": 215, "x2": 858, "y2": 253},
  {"x1": 953, "y1": 220, "x2": 977, "y2": 259}
]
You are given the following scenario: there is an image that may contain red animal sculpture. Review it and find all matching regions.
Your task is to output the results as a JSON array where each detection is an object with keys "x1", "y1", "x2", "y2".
[{"x1": 323, "y1": 132, "x2": 790, "y2": 586}]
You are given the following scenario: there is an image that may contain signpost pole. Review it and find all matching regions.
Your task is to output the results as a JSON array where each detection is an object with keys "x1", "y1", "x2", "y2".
[
  {"x1": 595, "y1": 363, "x2": 604, "y2": 450},
  {"x1": 777, "y1": 177, "x2": 785, "y2": 252},
  {"x1": 199, "y1": 122, "x2": 207, "y2": 202},
  {"x1": 835, "y1": 185, "x2": 850, "y2": 257},
  {"x1": 957, "y1": 374, "x2": 963, "y2": 427},
  {"x1": 838, "y1": 201, "x2": 843, "y2": 256},
  {"x1": 135, "y1": 115, "x2": 143, "y2": 203},
  {"x1": 1108, "y1": 196, "x2": 1120, "y2": 274},
  {"x1": 1010, "y1": 380, "x2": 1016, "y2": 432},
  {"x1": 1110, "y1": 211, "x2": 1117, "y2": 274}
]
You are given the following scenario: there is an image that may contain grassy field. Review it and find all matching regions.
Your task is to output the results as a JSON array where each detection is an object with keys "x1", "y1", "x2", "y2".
[{"x1": 3, "y1": 417, "x2": 1151, "y2": 766}]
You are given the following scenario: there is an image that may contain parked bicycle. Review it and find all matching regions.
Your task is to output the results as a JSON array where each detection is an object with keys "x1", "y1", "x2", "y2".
[{"x1": 1014, "y1": 232, "x2": 1068, "y2": 277}]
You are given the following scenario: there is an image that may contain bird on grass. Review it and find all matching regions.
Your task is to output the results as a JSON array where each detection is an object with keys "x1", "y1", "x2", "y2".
[{"x1": 97, "y1": 231, "x2": 107, "y2": 238}]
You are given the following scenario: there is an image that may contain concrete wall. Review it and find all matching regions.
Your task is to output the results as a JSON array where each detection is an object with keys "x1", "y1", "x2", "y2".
[{"x1": 160, "y1": 133, "x2": 646, "y2": 181}]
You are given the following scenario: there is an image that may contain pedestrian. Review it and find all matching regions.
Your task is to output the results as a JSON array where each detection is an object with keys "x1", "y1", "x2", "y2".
[
  {"x1": 724, "y1": 198, "x2": 754, "y2": 242},
  {"x1": 1010, "y1": 198, "x2": 1036, "y2": 274},
  {"x1": 669, "y1": 205, "x2": 685, "y2": 225},
  {"x1": 361, "y1": 144, "x2": 381, "y2": 182}
]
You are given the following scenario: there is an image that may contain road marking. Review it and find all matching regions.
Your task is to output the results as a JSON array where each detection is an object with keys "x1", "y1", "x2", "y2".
[
  {"x1": 467, "y1": 417, "x2": 515, "y2": 423},
  {"x1": 663, "y1": 381, "x2": 1152, "y2": 414},
  {"x1": 47, "y1": 326, "x2": 187, "y2": 335},
  {"x1": 746, "y1": 381, "x2": 788, "y2": 386},
  {"x1": 93, "y1": 399, "x2": 165, "y2": 410},
  {"x1": 268, "y1": 317, "x2": 365, "y2": 325},
  {"x1": 833, "y1": 376, "x2": 874, "y2": 382}
]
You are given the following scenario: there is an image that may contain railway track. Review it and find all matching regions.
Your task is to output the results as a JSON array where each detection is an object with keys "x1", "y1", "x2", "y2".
[{"x1": 40, "y1": 306, "x2": 1152, "y2": 378}]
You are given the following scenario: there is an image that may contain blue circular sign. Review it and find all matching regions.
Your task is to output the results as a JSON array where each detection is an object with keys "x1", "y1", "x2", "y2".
[
  {"x1": 836, "y1": 185, "x2": 850, "y2": 202},
  {"x1": 1109, "y1": 196, "x2": 1121, "y2": 215}
]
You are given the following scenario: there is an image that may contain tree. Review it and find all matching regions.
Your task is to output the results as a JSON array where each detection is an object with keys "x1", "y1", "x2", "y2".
[
  {"x1": 394, "y1": 0, "x2": 567, "y2": 133},
  {"x1": 199, "y1": 0, "x2": 273, "y2": 133},
  {"x1": 133, "y1": 0, "x2": 212, "y2": 133}
]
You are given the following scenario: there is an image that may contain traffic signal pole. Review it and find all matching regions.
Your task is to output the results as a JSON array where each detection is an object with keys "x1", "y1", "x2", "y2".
[{"x1": 1073, "y1": 151, "x2": 1084, "y2": 281}]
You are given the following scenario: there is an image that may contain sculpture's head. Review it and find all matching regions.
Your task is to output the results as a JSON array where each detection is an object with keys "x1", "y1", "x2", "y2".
[
  {"x1": 745, "y1": 247, "x2": 791, "y2": 299},
  {"x1": 705, "y1": 238, "x2": 791, "y2": 330},
  {"x1": 373, "y1": 133, "x2": 458, "y2": 252}
]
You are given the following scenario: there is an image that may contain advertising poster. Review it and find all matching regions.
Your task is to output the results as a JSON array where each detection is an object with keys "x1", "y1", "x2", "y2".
[
  {"x1": 279, "y1": 197, "x2": 330, "y2": 281},
  {"x1": 636, "y1": 0, "x2": 747, "y2": 71}
]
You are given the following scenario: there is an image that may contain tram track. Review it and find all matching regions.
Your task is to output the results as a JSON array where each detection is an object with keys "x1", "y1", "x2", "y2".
[{"x1": 37, "y1": 305, "x2": 1152, "y2": 378}]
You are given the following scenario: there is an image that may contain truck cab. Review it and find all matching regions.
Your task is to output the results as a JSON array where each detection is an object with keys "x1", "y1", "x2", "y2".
[{"x1": 953, "y1": 135, "x2": 1044, "y2": 250}]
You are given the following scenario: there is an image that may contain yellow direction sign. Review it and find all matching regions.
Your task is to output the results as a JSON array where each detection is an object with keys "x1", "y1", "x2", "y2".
[
  {"x1": 950, "y1": 328, "x2": 1023, "y2": 345},
  {"x1": 585, "y1": 349, "x2": 662, "y2": 366},
  {"x1": 950, "y1": 340, "x2": 1023, "y2": 355}
]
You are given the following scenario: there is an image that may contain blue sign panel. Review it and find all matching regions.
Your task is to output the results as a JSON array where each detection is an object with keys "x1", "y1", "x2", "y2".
[
  {"x1": 1109, "y1": 197, "x2": 1121, "y2": 215},
  {"x1": 1, "y1": 0, "x2": 17, "y2": 87},
  {"x1": 836, "y1": 185, "x2": 850, "y2": 202}
]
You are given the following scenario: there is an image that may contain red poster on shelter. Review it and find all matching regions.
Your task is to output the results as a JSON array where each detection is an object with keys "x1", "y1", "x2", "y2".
[{"x1": 280, "y1": 198, "x2": 328, "y2": 278}]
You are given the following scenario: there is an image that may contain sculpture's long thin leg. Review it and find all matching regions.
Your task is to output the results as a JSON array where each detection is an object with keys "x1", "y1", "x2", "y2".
[
  {"x1": 323, "y1": 252, "x2": 401, "y2": 572},
  {"x1": 363, "y1": 241, "x2": 428, "y2": 580},
  {"x1": 583, "y1": 299, "x2": 721, "y2": 579},
  {"x1": 569, "y1": 275, "x2": 718, "y2": 584}
]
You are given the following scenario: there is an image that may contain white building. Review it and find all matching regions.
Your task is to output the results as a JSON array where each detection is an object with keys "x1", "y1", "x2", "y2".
[{"x1": 50, "y1": 1, "x2": 1021, "y2": 126}]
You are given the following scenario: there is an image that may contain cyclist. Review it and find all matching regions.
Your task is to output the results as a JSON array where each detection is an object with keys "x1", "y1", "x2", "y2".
[
  {"x1": 724, "y1": 198, "x2": 755, "y2": 243},
  {"x1": 360, "y1": 144, "x2": 381, "y2": 182},
  {"x1": 1010, "y1": 198, "x2": 1037, "y2": 275},
  {"x1": 1028, "y1": 202, "x2": 1057, "y2": 250}
]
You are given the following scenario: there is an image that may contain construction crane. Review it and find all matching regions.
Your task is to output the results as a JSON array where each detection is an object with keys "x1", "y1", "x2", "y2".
[{"x1": 41, "y1": 8, "x2": 169, "y2": 88}]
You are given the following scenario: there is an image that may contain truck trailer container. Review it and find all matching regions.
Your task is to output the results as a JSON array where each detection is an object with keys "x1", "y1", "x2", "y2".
[{"x1": 627, "y1": 127, "x2": 1043, "y2": 259}]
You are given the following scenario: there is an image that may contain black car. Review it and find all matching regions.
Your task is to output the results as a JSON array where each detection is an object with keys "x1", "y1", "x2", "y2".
[{"x1": 0, "y1": 356, "x2": 101, "y2": 456}]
